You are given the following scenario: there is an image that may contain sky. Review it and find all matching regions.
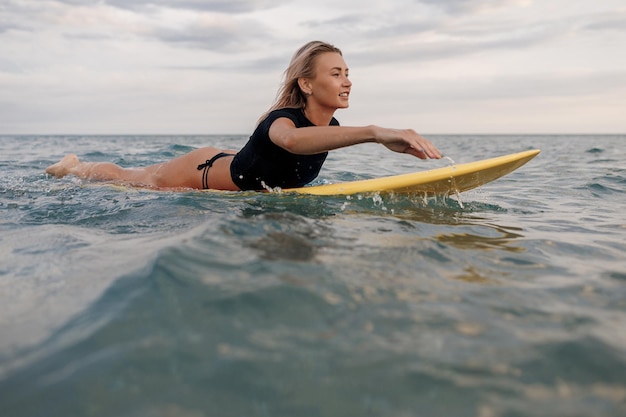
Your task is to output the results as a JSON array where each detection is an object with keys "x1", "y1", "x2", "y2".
[{"x1": 1, "y1": 0, "x2": 625, "y2": 134}]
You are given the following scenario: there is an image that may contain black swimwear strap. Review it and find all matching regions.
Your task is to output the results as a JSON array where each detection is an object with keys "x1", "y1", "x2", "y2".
[{"x1": 197, "y1": 152, "x2": 234, "y2": 190}]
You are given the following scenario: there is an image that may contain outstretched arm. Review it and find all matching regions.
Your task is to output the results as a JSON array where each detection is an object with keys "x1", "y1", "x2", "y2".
[{"x1": 268, "y1": 117, "x2": 442, "y2": 159}]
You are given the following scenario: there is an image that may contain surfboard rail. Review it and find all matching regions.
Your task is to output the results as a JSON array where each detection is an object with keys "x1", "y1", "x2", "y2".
[{"x1": 286, "y1": 149, "x2": 540, "y2": 196}]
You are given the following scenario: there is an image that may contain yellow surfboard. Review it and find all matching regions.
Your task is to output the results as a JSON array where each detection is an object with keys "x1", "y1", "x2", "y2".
[{"x1": 286, "y1": 149, "x2": 540, "y2": 196}]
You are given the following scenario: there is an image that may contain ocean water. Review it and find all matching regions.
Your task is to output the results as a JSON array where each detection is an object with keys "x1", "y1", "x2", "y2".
[{"x1": 0, "y1": 134, "x2": 625, "y2": 417}]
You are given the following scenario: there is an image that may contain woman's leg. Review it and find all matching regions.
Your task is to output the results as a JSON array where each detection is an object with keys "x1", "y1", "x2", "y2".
[
  {"x1": 45, "y1": 154, "x2": 144, "y2": 182},
  {"x1": 146, "y1": 148, "x2": 240, "y2": 190},
  {"x1": 46, "y1": 148, "x2": 240, "y2": 190}
]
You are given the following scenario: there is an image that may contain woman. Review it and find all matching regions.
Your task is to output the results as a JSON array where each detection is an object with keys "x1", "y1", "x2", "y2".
[{"x1": 46, "y1": 41, "x2": 442, "y2": 191}]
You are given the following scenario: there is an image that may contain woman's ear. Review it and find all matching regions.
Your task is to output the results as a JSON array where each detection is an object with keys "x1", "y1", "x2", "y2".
[{"x1": 298, "y1": 78, "x2": 312, "y2": 96}]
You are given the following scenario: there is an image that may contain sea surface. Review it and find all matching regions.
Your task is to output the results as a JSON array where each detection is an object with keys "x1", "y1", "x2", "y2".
[{"x1": 0, "y1": 134, "x2": 625, "y2": 417}]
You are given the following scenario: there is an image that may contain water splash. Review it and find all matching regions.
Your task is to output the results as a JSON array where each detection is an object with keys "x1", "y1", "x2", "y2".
[
  {"x1": 453, "y1": 189, "x2": 464, "y2": 208},
  {"x1": 261, "y1": 181, "x2": 283, "y2": 194},
  {"x1": 441, "y1": 155, "x2": 463, "y2": 207},
  {"x1": 370, "y1": 192, "x2": 387, "y2": 211},
  {"x1": 443, "y1": 156, "x2": 456, "y2": 165}
]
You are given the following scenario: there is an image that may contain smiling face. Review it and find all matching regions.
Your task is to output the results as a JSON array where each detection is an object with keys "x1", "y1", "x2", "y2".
[{"x1": 300, "y1": 52, "x2": 352, "y2": 112}]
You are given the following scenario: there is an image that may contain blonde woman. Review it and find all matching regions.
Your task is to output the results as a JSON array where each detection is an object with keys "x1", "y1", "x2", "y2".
[{"x1": 46, "y1": 41, "x2": 442, "y2": 191}]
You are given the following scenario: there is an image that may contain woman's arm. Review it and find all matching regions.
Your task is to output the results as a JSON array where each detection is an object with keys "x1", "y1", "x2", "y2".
[{"x1": 269, "y1": 117, "x2": 442, "y2": 159}]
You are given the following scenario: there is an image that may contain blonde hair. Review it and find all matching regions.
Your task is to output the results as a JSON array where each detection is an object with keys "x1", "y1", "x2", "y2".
[{"x1": 258, "y1": 41, "x2": 343, "y2": 124}]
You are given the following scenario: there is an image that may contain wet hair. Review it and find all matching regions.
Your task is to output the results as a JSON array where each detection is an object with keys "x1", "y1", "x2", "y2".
[{"x1": 258, "y1": 41, "x2": 343, "y2": 124}]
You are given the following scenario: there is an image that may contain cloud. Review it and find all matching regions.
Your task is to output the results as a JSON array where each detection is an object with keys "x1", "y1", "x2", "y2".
[
  {"x1": 1, "y1": 0, "x2": 624, "y2": 134},
  {"x1": 148, "y1": 15, "x2": 273, "y2": 52},
  {"x1": 165, "y1": 52, "x2": 292, "y2": 74},
  {"x1": 417, "y1": 0, "x2": 531, "y2": 15},
  {"x1": 302, "y1": 13, "x2": 439, "y2": 42},
  {"x1": 0, "y1": 22, "x2": 18, "y2": 34},
  {"x1": 54, "y1": 0, "x2": 281, "y2": 14},
  {"x1": 0, "y1": 8, "x2": 28, "y2": 34},
  {"x1": 0, "y1": 2, "x2": 33, "y2": 33},
  {"x1": 418, "y1": 71, "x2": 626, "y2": 102},
  {"x1": 0, "y1": 57, "x2": 27, "y2": 73},
  {"x1": 343, "y1": 19, "x2": 564, "y2": 67},
  {"x1": 1, "y1": 0, "x2": 276, "y2": 54},
  {"x1": 335, "y1": 7, "x2": 626, "y2": 69},
  {"x1": 583, "y1": 12, "x2": 626, "y2": 32}
]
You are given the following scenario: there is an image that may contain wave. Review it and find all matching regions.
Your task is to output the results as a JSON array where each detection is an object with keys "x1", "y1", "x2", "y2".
[{"x1": 2, "y1": 134, "x2": 626, "y2": 417}]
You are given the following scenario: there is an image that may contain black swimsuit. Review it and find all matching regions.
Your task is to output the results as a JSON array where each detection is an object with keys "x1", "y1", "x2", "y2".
[{"x1": 229, "y1": 108, "x2": 338, "y2": 191}]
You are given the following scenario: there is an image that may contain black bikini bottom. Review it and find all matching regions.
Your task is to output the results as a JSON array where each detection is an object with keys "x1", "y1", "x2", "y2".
[{"x1": 197, "y1": 152, "x2": 235, "y2": 189}]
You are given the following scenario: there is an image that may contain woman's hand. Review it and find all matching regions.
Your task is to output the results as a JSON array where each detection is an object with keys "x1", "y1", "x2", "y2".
[{"x1": 373, "y1": 126, "x2": 442, "y2": 159}]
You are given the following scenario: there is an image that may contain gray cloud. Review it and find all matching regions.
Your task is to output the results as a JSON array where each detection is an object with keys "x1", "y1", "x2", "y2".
[
  {"x1": 2, "y1": 0, "x2": 276, "y2": 53},
  {"x1": 0, "y1": 57, "x2": 26, "y2": 74},
  {"x1": 296, "y1": 6, "x2": 568, "y2": 63},
  {"x1": 0, "y1": 22, "x2": 18, "y2": 34},
  {"x1": 53, "y1": 0, "x2": 281, "y2": 13},
  {"x1": 583, "y1": 13, "x2": 626, "y2": 32},
  {"x1": 303, "y1": 13, "x2": 439, "y2": 40},
  {"x1": 162, "y1": 50, "x2": 295, "y2": 75},
  {"x1": 302, "y1": 14, "x2": 369, "y2": 31},
  {"x1": 421, "y1": 71, "x2": 626, "y2": 101},
  {"x1": 0, "y1": 2, "x2": 32, "y2": 33},
  {"x1": 149, "y1": 20, "x2": 272, "y2": 52},
  {"x1": 1, "y1": 0, "x2": 624, "y2": 134},
  {"x1": 416, "y1": 0, "x2": 527, "y2": 15},
  {"x1": 344, "y1": 18, "x2": 565, "y2": 67},
  {"x1": 346, "y1": 7, "x2": 626, "y2": 68}
]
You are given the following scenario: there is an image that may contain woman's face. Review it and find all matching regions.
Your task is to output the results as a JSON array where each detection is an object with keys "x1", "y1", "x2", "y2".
[{"x1": 305, "y1": 52, "x2": 352, "y2": 110}]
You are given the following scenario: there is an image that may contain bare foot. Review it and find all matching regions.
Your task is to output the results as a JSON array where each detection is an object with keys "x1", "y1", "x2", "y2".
[{"x1": 46, "y1": 154, "x2": 80, "y2": 178}]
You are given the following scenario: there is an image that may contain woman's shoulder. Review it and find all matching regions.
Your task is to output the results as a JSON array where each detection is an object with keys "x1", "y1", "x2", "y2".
[
  {"x1": 261, "y1": 107, "x2": 339, "y2": 127},
  {"x1": 251, "y1": 107, "x2": 303, "y2": 140},
  {"x1": 262, "y1": 107, "x2": 307, "y2": 127},
  {"x1": 268, "y1": 107, "x2": 302, "y2": 119},
  {"x1": 272, "y1": 107, "x2": 300, "y2": 114}
]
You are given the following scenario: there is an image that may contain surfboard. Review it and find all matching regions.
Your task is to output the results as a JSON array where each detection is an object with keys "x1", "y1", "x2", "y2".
[{"x1": 285, "y1": 149, "x2": 540, "y2": 196}]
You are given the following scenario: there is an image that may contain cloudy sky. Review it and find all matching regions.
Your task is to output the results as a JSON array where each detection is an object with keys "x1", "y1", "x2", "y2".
[{"x1": 1, "y1": 0, "x2": 625, "y2": 134}]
